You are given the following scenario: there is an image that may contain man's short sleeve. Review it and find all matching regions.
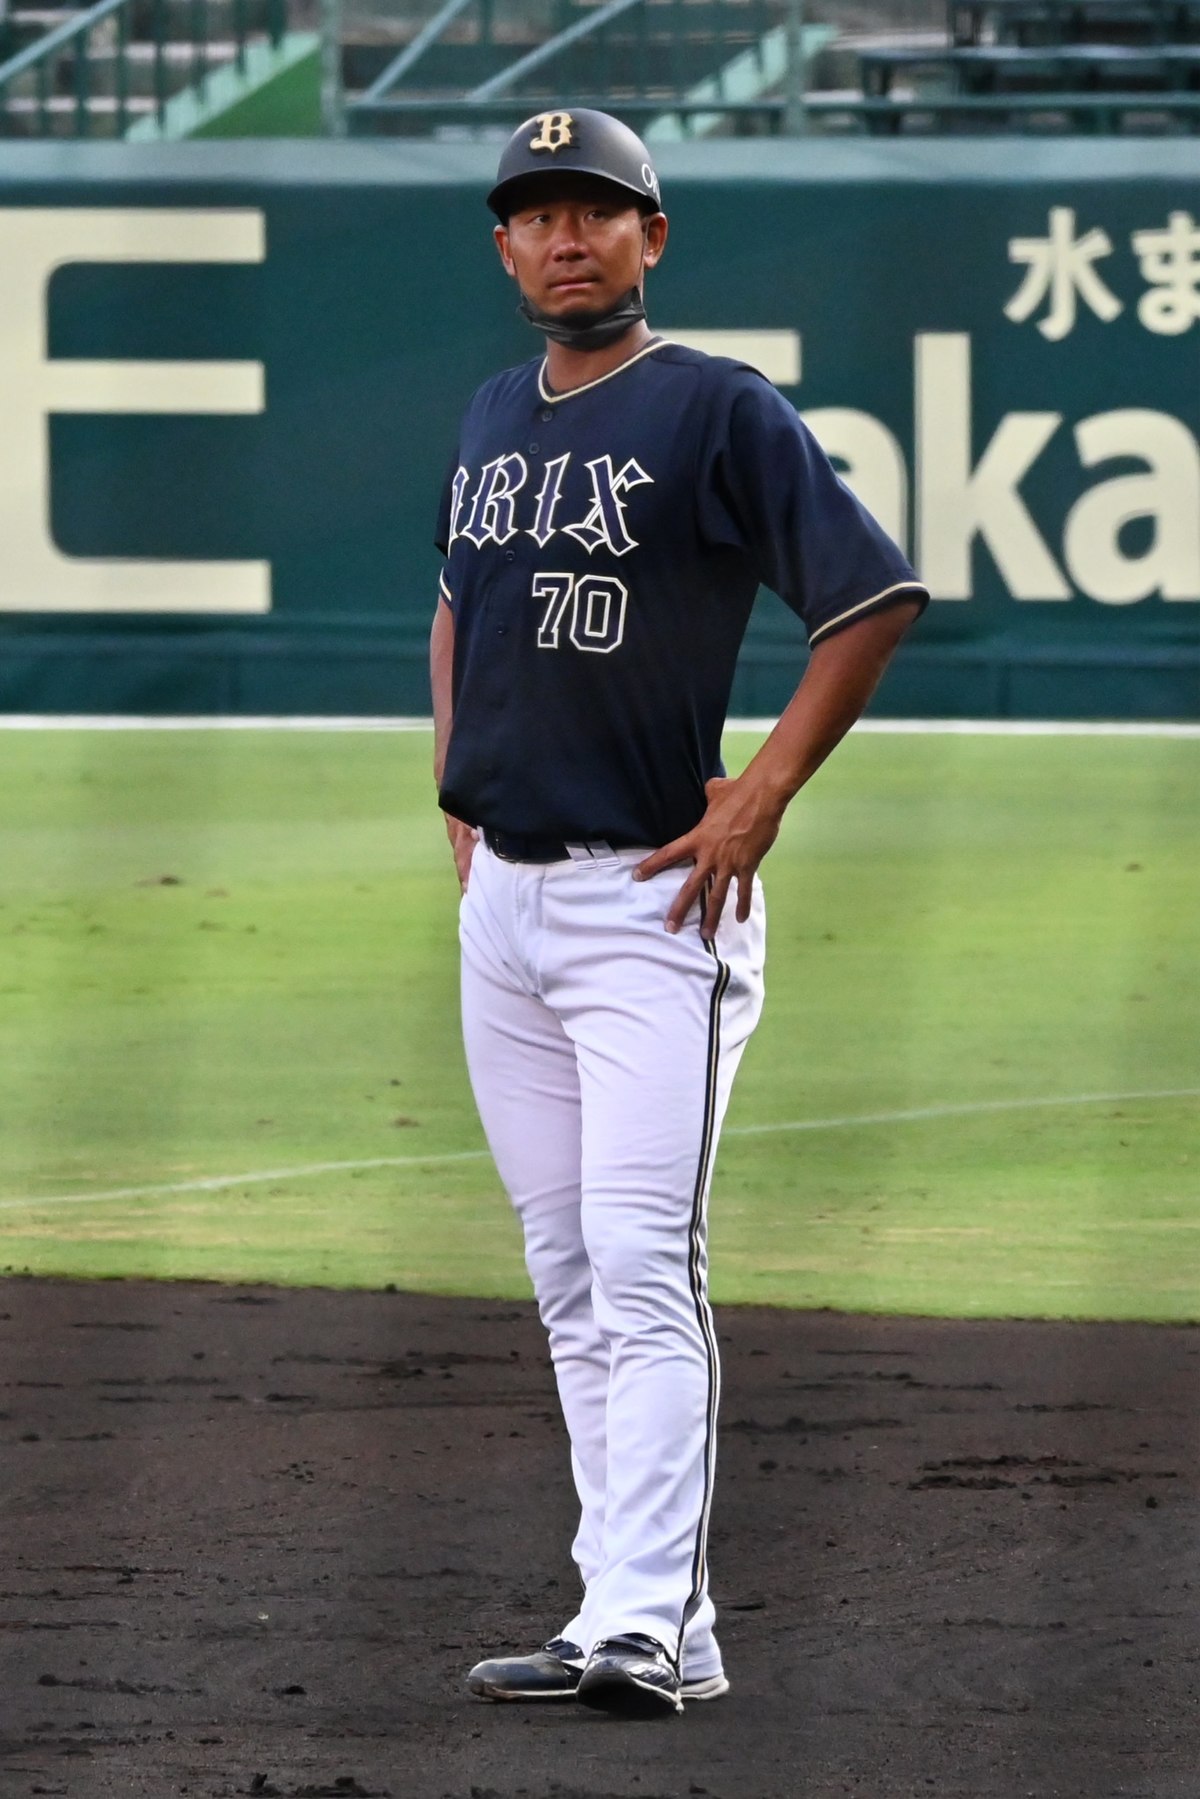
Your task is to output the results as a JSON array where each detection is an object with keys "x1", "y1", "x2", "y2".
[
  {"x1": 697, "y1": 369, "x2": 928, "y2": 645},
  {"x1": 434, "y1": 450, "x2": 460, "y2": 559}
]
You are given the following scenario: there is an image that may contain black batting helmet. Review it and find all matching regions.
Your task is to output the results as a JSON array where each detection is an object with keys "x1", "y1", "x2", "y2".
[{"x1": 487, "y1": 108, "x2": 662, "y2": 221}]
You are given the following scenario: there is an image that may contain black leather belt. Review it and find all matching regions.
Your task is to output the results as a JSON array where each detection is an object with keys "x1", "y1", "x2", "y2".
[{"x1": 483, "y1": 829, "x2": 631, "y2": 864}]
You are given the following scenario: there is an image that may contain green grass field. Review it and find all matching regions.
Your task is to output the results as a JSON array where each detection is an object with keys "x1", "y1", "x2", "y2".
[{"x1": 0, "y1": 726, "x2": 1196, "y2": 1320}]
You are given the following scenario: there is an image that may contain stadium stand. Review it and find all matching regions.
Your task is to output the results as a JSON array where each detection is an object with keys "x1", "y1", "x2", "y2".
[
  {"x1": 810, "y1": 0, "x2": 1200, "y2": 130},
  {"x1": 3, "y1": 0, "x2": 1198, "y2": 135},
  {"x1": 339, "y1": 0, "x2": 1200, "y2": 136},
  {"x1": 0, "y1": 0, "x2": 316, "y2": 136},
  {"x1": 338, "y1": 0, "x2": 833, "y2": 138}
]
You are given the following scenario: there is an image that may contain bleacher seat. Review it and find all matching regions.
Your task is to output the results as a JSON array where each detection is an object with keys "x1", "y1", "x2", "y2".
[{"x1": 837, "y1": 0, "x2": 1200, "y2": 131}]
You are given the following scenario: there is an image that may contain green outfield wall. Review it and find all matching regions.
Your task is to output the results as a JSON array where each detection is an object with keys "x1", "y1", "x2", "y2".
[{"x1": 0, "y1": 139, "x2": 1197, "y2": 718}]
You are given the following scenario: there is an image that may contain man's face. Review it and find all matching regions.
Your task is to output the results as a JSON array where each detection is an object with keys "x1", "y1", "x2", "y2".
[{"x1": 494, "y1": 177, "x2": 667, "y2": 317}]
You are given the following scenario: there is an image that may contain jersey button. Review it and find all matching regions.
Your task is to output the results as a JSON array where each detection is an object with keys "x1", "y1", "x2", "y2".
[
  {"x1": 504, "y1": 550, "x2": 515, "y2": 562},
  {"x1": 541, "y1": 408, "x2": 554, "y2": 422},
  {"x1": 528, "y1": 442, "x2": 539, "y2": 455},
  {"x1": 497, "y1": 626, "x2": 508, "y2": 636}
]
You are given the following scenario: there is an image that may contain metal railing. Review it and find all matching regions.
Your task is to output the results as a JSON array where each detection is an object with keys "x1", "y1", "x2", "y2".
[
  {"x1": 0, "y1": 0, "x2": 287, "y2": 137},
  {"x1": 342, "y1": 0, "x2": 802, "y2": 134}
]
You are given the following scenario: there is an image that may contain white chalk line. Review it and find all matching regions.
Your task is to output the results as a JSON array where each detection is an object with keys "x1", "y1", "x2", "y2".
[
  {"x1": 0, "y1": 717, "x2": 1198, "y2": 739},
  {"x1": 0, "y1": 1150, "x2": 491, "y2": 1213},
  {"x1": 728, "y1": 1087, "x2": 1200, "y2": 1136},
  {"x1": 0, "y1": 1087, "x2": 1195, "y2": 1215},
  {"x1": 0, "y1": 716, "x2": 436, "y2": 733}
]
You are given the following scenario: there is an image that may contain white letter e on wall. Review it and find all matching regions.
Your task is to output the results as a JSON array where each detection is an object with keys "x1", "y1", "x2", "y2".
[{"x1": 0, "y1": 207, "x2": 269, "y2": 615}]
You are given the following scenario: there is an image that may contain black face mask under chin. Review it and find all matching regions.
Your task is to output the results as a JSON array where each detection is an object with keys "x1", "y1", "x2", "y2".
[{"x1": 518, "y1": 285, "x2": 647, "y2": 351}]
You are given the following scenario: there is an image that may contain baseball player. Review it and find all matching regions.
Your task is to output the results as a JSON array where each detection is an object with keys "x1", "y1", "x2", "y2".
[{"x1": 430, "y1": 109, "x2": 927, "y2": 1719}]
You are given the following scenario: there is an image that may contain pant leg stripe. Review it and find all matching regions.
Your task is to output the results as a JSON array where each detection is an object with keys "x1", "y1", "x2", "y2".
[{"x1": 675, "y1": 935, "x2": 731, "y2": 1668}]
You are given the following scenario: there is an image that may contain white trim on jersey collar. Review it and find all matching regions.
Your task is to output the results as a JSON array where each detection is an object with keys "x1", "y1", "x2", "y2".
[{"x1": 537, "y1": 337, "x2": 666, "y2": 405}]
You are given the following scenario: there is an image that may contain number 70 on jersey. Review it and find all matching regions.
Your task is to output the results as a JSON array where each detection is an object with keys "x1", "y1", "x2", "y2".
[{"x1": 533, "y1": 572, "x2": 629, "y2": 655}]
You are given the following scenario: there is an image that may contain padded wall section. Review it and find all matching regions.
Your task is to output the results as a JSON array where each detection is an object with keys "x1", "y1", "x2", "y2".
[{"x1": 0, "y1": 139, "x2": 1196, "y2": 717}]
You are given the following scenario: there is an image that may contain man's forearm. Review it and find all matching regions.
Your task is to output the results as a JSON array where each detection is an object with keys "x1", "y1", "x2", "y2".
[
  {"x1": 740, "y1": 598, "x2": 922, "y2": 814},
  {"x1": 431, "y1": 597, "x2": 477, "y2": 887},
  {"x1": 430, "y1": 597, "x2": 455, "y2": 787}
]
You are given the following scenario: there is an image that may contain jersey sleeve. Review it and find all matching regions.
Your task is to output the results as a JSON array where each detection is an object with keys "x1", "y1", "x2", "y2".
[
  {"x1": 434, "y1": 449, "x2": 460, "y2": 559},
  {"x1": 697, "y1": 370, "x2": 928, "y2": 645}
]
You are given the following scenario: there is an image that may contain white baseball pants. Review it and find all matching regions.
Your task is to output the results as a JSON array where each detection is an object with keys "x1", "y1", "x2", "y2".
[{"x1": 459, "y1": 840, "x2": 766, "y2": 1675}]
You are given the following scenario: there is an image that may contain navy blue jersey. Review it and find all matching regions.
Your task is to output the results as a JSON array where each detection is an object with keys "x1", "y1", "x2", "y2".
[{"x1": 436, "y1": 340, "x2": 927, "y2": 847}]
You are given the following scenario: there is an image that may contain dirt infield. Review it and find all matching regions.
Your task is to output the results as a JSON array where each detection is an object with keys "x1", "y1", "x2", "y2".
[{"x1": 2, "y1": 1278, "x2": 1197, "y2": 1799}]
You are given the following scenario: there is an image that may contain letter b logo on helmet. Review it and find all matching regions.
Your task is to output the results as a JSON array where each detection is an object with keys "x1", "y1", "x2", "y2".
[{"x1": 529, "y1": 111, "x2": 576, "y2": 153}]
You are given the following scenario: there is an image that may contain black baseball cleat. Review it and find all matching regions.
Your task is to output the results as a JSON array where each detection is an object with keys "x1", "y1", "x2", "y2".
[
  {"x1": 466, "y1": 1636, "x2": 586, "y2": 1701},
  {"x1": 576, "y1": 1633, "x2": 685, "y2": 1718}
]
